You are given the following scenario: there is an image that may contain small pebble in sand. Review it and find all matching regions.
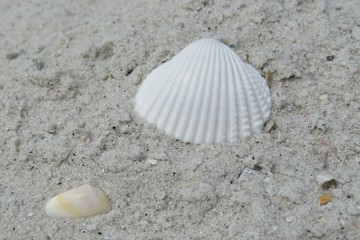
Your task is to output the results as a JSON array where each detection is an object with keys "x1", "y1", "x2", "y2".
[
  {"x1": 319, "y1": 194, "x2": 332, "y2": 205},
  {"x1": 316, "y1": 171, "x2": 337, "y2": 190},
  {"x1": 286, "y1": 216, "x2": 295, "y2": 223},
  {"x1": 326, "y1": 55, "x2": 335, "y2": 61},
  {"x1": 146, "y1": 159, "x2": 158, "y2": 165},
  {"x1": 318, "y1": 94, "x2": 328, "y2": 101},
  {"x1": 45, "y1": 184, "x2": 110, "y2": 218}
]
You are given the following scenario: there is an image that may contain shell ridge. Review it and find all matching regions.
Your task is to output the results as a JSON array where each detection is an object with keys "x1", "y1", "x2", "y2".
[
  {"x1": 211, "y1": 40, "x2": 222, "y2": 143},
  {"x1": 228, "y1": 50, "x2": 250, "y2": 137},
  {"x1": 202, "y1": 40, "x2": 219, "y2": 142},
  {"x1": 135, "y1": 66, "x2": 166, "y2": 117},
  {"x1": 220, "y1": 41, "x2": 244, "y2": 142},
  {"x1": 139, "y1": 55, "x2": 187, "y2": 116},
  {"x1": 156, "y1": 53, "x2": 199, "y2": 129},
  {"x1": 241, "y1": 65, "x2": 267, "y2": 128},
  {"x1": 223, "y1": 44, "x2": 239, "y2": 142},
  {"x1": 233, "y1": 53, "x2": 259, "y2": 133},
  {"x1": 175, "y1": 40, "x2": 212, "y2": 140},
  {"x1": 167, "y1": 40, "x2": 210, "y2": 138},
  {"x1": 136, "y1": 60, "x2": 182, "y2": 121},
  {"x1": 252, "y1": 69, "x2": 271, "y2": 121},
  {"x1": 206, "y1": 39, "x2": 221, "y2": 142},
  {"x1": 152, "y1": 63, "x2": 184, "y2": 122},
  {"x1": 141, "y1": 41, "x2": 206, "y2": 125},
  {"x1": 258, "y1": 69, "x2": 272, "y2": 119},
  {"x1": 195, "y1": 40, "x2": 217, "y2": 142},
  {"x1": 151, "y1": 43, "x2": 205, "y2": 132},
  {"x1": 197, "y1": 40, "x2": 221, "y2": 142},
  {"x1": 185, "y1": 39, "x2": 216, "y2": 142},
  {"x1": 218, "y1": 41, "x2": 229, "y2": 142}
]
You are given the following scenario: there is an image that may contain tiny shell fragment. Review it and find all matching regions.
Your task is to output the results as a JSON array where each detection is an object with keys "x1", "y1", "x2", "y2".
[
  {"x1": 318, "y1": 94, "x2": 328, "y2": 101},
  {"x1": 319, "y1": 194, "x2": 332, "y2": 205},
  {"x1": 146, "y1": 159, "x2": 158, "y2": 165},
  {"x1": 45, "y1": 184, "x2": 110, "y2": 218}
]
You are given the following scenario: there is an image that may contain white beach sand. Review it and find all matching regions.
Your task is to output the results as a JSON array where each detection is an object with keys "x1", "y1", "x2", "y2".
[{"x1": 1, "y1": 0, "x2": 360, "y2": 239}]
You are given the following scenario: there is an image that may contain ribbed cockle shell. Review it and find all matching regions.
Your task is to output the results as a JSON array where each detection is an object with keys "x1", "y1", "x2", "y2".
[{"x1": 135, "y1": 38, "x2": 271, "y2": 143}]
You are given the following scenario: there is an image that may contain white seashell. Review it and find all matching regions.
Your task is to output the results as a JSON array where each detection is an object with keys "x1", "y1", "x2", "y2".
[
  {"x1": 135, "y1": 38, "x2": 271, "y2": 143},
  {"x1": 45, "y1": 184, "x2": 110, "y2": 218}
]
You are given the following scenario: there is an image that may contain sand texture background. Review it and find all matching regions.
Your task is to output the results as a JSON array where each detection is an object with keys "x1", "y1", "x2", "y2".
[{"x1": 1, "y1": 0, "x2": 360, "y2": 239}]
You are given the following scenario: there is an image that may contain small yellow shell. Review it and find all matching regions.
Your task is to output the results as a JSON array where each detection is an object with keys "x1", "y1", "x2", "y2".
[
  {"x1": 319, "y1": 194, "x2": 332, "y2": 205},
  {"x1": 45, "y1": 184, "x2": 110, "y2": 218}
]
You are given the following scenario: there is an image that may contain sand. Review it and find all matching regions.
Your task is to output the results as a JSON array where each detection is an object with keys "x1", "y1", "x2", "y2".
[{"x1": 1, "y1": 0, "x2": 360, "y2": 239}]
